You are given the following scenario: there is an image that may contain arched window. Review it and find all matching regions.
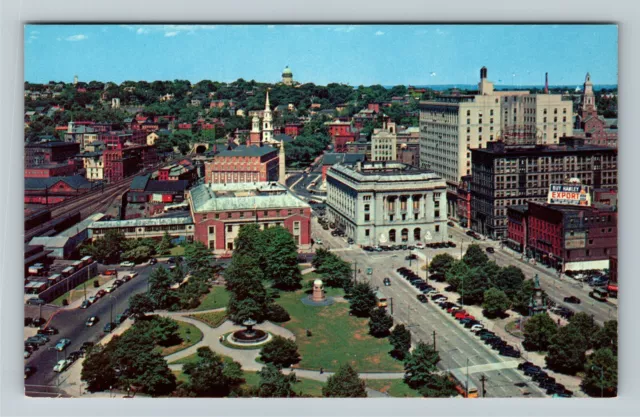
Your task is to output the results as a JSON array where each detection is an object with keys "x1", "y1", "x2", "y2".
[
  {"x1": 414, "y1": 228, "x2": 421, "y2": 241},
  {"x1": 401, "y1": 228, "x2": 409, "y2": 242},
  {"x1": 389, "y1": 229, "x2": 396, "y2": 243}
]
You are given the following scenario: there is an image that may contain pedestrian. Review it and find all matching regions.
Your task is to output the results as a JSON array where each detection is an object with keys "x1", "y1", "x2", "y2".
[
  {"x1": 557, "y1": 318, "x2": 561, "y2": 325},
  {"x1": 219, "y1": 335, "x2": 224, "y2": 343},
  {"x1": 320, "y1": 367, "x2": 324, "y2": 374}
]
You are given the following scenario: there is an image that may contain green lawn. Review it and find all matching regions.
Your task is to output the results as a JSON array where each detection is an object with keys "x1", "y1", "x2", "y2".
[
  {"x1": 188, "y1": 310, "x2": 228, "y2": 328},
  {"x1": 51, "y1": 275, "x2": 111, "y2": 306},
  {"x1": 365, "y1": 379, "x2": 422, "y2": 398},
  {"x1": 193, "y1": 286, "x2": 230, "y2": 311},
  {"x1": 157, "y1": 320, "x2": 203, "y2": 357},
  {"x1": 169, "y1": 246, "x2": 185, "y2": 256},
  {"x1": 275, "y1": 285, "x2": 404, "y2": 373}
]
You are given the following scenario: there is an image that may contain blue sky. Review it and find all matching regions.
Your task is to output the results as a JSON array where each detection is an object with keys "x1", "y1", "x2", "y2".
[{"x1": 24, "y1": 24, "x2": 618, "y2": 86}]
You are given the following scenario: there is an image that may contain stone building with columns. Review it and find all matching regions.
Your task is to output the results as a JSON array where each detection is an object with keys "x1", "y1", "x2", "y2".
[{"x1": 326, "y1": 161, "x2": 448, "y2": 246}]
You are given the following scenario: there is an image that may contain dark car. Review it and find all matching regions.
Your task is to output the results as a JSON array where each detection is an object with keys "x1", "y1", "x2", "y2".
[
  {"x1": 103, "y1": 322, "x2": 117, "y2": 333},
  {"x1": 466, "y1": 230, "x2": 476, "y2": 237},
  {"x1": 499, "y1": 348, "x2": 521, "y2": 358},
  {"x1": 24, "y1": 366, "x2": 36, "y2": 380},
  {"x1": 417, "y1": 294, "x2": 428, "y2": 303},
  {"x1": 563, "y1": 296, "x2": 581, "y2": 304},
  {"x1": 80, "y1": 341, "x2": 95, "y2": 353},
  {"x1": 464, "y1": 320, "x2": 481, "y2": 328},
  {"x1": 80, "y1": 300, "x2": 91, "y2": 309},
  {"x1": 24, "y1": 342, "x2": 39, "y2": 352},
  {"x1": 447, "y1": 221, "x2": 455, "y2": 227},
  {"x1": 405, "y1": 254, "x2": 417, "y2": 260},
  {"x1": 24, "y1": 317, "x2": 33, "y2": 327},
  {"x1": 485, "y1": 247, "x2": 495, "y2": 254},
  {"x1": 31, "y1": 317, "x2": 45, "y2": 327},
  {"x1": 67, "y1": 350, "x2": 83, "y2": 362},
  {"x1": 26, "y1": 297, "x2": 46, "y2": 306},
  {"x1": 383, "y1": 278, "x2": 391, "y2": 286},
  {"x1": 38, "y1": 326, "x2": 59, "y2": 336},
  {"x1": 524, "y1": 367, "x2": 545, "y2": 377},
  {"x1": 347, "y1": 238, "x2": 354, "y2": 244},
  {"x1": 167, "y1": 257, "x2": 176, "y2": 264},
  {"x1": 149, "y1": 258, "x2": 157, "y2": 265},
  {"x1": 518, "y1": 361, "x2": 535, "y2": 370},
  {"x1": 113, "y1": 279, "x2": 124, "y2": 287}
]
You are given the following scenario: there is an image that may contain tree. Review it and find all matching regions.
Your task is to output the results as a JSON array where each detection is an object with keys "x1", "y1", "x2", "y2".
[
  {"x1": 136, "y1": 316, "x2": 181, "y2": 347},
  {"x1": 389, "y1": 324, "x2": 412, "y2": 360},
  {"x1": 482, "y1": 288, "x2": 511, "y2": 318},
  {"x1": 257, "y1": 364, "x2": 298, "y2": 398},
  {"x1": 494, "y1": 266, "x2": 525, "y2": 299},
  {"x1": 262, "y1": 227, "x2": 302, "y2": 290},
  {"x1": 568, "y1": 312, "x2": 599, "y2": 349},
  {"x1": 260, "y1": 336, "x2": 301, "y2": 369},
  {"x1": 348, "y1": 282, "x2": 378, "y2": 317},
  {"x1": 122, "y1": 245, "x2": 153, "y2": 264},
  {"x1": 592, "y1": 320, "x2": 618, "y2": 354},
  {"x1": 128, "y1": 293, "x2": 155, "y2": 319},
  {"x1": 582, "y1": 348, "x2": 618, "y2": 397},
  {"x1": 368, "y1": 306, "x2": 393, "y2": 337},
  {"x1": 460, "y1": 268, "x2": 490, "y2": 305},
  {"x1": 545, "y1": 324, "x2": 587, "y2": 375},
  {"x1": 81, "y1": 229, "x2": 125, "y2": 263},
  {"x1": 444, "y1": 260, "x2": 471, "y2": 293},
  {"x1": 183, "y1": 347, "x2": 245, "y2": 397},
  {"x1": 81, "y1": 344, "x2": 117, "y2": 392},
  {"x1": 511, "y1": 279, "x2": 536, "y2": 316},
  {"x1": 429, "y1": 253, "x2": 455, "y2": 276},
  {"x1": 403, "y1": 342, "x2": 440, "y2": 389},
  {"x1": 322, "y1": 364, "x2": 367, "y2": 398},
  {"x1": 234, "y1": 224, "x2": 265, "y2": 260},
  {"x1": 265, "y1": 303, "x2": 290, "y2": 323},
  {"x1": 225, "y1": 254, "x2": 269, "y2": 324},
  {"x1": 418, "y1": 374, "x2": 458, "y2": 398},
  {"x1": 462, "y1": 244, "x2": 489, "y2": 268},
  {"x1": 183, "y1": 241, "x2": 215, "y2": 277},
  {"x1": 315, "y1": 252, "x2": 352, "y2": 289},
  {"x1": 156, "y1": 232, "x2": 174, "y2": 255},
  {"x1": 523, "y1": 313, "x2": 557, "y2": 351},
  {"x1": 148, "y1": 266, "x2": 177, "y2": 309}
]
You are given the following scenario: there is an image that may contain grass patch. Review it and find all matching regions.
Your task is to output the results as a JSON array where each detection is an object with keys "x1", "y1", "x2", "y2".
[
  {"x1": 275, "y1": 286, "x2": 404, "y2": 373},
  {"x1": 188, "y1": 310, "x2": 228, "y2": 328},
  {"x1": 505, "y1": 319, "x2": 524, "y2": 339},
  {"x1": 193, "y1": 286, "x2": 230, "y2": 311},
  {"x1": 169, "y1": 246, "x2": 185, "y2": 256},
  {"x1": 173, "y1": 370, "x2": 190, "y2": 384},
  {"x1": 157, "y1": 320, "x2": 203, "y2": 357},
  {"x1": 51, "y1": 275, "x2": 111, "y2": 306},
  {"x1": 365, "y1": 379, "x2": 422, "y2": 398}
]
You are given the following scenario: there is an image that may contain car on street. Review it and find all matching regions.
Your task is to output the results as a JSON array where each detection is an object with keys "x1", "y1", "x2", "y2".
[
  {"x1": 417, "y1": 294, "x2": 428, "y2": 303},
  {"x1": 105, "y1": 284, "x2": 117, "y2": 293},
  {"x1": 415, "y1": 242, "x2": 425, "y2": 249},
  {"x1": 149, "y1": 258, "x2": 157, "y2": 265},
  {"x1": 315, "y1": 239, "x2": 323, "y2": 245},
  {"x1": 470, "y1": 324, "x2": 485, "y2": 332},
  {"x1": 88, "y1": 296, "x2": 98, "y2": 304},
  {"x1": 518, "y1": 361, "x2": 536, "y2": 370},
  {"x1": 447, "y1": 221, "x2": 455, "y2": 227},
  {"x1": 563, "y1": 296, "x2": 581, "y2": 304},
  {"x1": 80, "y1": 300, "x2": 91, "y2": 309},
  {"x1": 67, "y1": 350, "x2": 83, "y2": 362},
  {"x1": 37, "y1": 326, "x2": 58, "y2": 336},
  {"x1": 96, "y1": 289, "x2": 107, "y2": 298},
  {"x1": 26, "y1": 297, "x2": 46, "y2": 306},
  {"x1": 26, "y1": 335, "x2": 49, "y2": 346},
  {"x1": 104, "y1": 269, "x2": 117, "y2": 276},
  {"x1": 53, "y1": 359, "x2": 71, "y2": 373},
  {"x1": 103, "y1": 322, "x2": 117, "y2": 333},
  {"x1": 86, "y1": 316, "x2": 99, "y2": 327},
  {"x1": 499, "y1": 347, "x2": 521, "y2": 358},
  {"x1": 80, "y1": 341, "x2": 95, "y2": 353},
  {"x1": 24, "y1": 342, "x2": 39, "y2": 352},
  {"x1": 383, "y1": 277, "x2": 391, "y2": 286},
  {"x1": 116, "y1": 314, "x2": 127, "y2": 324},
  {"x1": 167, "y1": 257, "x2": 176, "y2": 264},
  {"x1": 55, "y1": 338, "x2": 71, "y2": 351},
  {"x1": 24, "y1": 366, "x2": 36, "y2": 379},
  {"x1": 485, "y1": 247, "x2": 495, "y2": 254},
  {"x1": 24, "y1": 350, "x2": 32, "y2": 359},
  {"x1": 347, "y1": 238, "x2": 354, "y2": 244},
  {"x1": 120, "y1": 261, "x2": 135, "y2": 267},
  {"x1": 114, "y1": 279, "x2": 124, "y2": 287},
  {"x1": 405, "y1": 254, "x2": 417, "y2": 260}
]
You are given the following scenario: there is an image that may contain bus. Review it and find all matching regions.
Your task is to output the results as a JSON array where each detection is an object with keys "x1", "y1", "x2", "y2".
[
  {"x1": 449, "y1": 368, "x2": 479, "y2": 398},
  {"x1": 590, "y1": 287, "x2": 608, "y2": 302},
  {"x1": 375, "y1": 291, "x2": 388, "y2": 308},
  {"x1": 607, "y1": 284, "x2": 618, "y2": 298}
]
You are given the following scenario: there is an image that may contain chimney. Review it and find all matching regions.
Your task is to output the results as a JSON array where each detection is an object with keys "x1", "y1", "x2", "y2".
[{"x1": 544, "y1": 73, "x2": 549, "y2": 94}]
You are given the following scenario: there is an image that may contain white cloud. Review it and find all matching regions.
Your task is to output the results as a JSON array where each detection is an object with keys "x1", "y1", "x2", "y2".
[
  {"x1": 30, "y1": 31, "x2": 39, "y2": 35},
  {"x1": 127, "y1": 24, "x2": 216, "y2": 36},
  {"x1": 267, "y1": 25, "x2": 275, "y2": 29},
  {"x1": 164, "y1": 31, "x2": 178, "y2": 37},
  {"x1": 415, "y1": 29, "x2": 428, "y2": 35},
  {"x1": 65, "y1": 34, "x2": 87, "y2": 41},
  {"x1": 29, "y1": 35, "x2": 37, "y2": 40},
  {"x1": 375, "y1": 30, "x2": 384, "y2": 36},
  {"x1": 136, "y1": 27, "x2": 149, "y2": 35},
  {"x1": 435, "y1": 28, "x2": 448, "y2": 36},
  {"x1": 333, "y1": 25, "x2": 356, "y2": 33}
]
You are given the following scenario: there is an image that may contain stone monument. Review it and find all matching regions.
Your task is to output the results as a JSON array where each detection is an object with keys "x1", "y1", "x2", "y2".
[{"x1": 312, "y1": 279, "x2": 326, "y2": 302}]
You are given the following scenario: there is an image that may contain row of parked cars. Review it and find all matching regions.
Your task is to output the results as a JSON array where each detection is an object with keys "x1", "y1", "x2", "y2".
[
  {"x1": 50, "y1": 341, "x2": 95, "y2": 375},
  {"x1": 517, "y1": 361, "x2": 574, "y2": 397},
  {"x1": 396, "y1": 267, "x2": 438, "y2": 303}
]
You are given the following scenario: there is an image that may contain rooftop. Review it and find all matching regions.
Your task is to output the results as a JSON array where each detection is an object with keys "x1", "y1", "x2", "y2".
[
  {"x1": 90, "y1": 216, "x2": 193, "y2": 229},
  {"x1": 217, "y1": 145, "x2": 278, "y2": 158},
  {"x1": 189, "y1": 182, "x2": 310, "y2": 212},
  {"x1": 329, "y1": 162, "x2": 443, "y2": 183},
  {"x1": 474, "y1": 139, "x2": 617, "y2": 156},
  {"x1": 322, "y1": 153, "x2": 366, "y2": 166},
  {"x1": 25, "y1": 175, "x2": 93, "y2": 190}
]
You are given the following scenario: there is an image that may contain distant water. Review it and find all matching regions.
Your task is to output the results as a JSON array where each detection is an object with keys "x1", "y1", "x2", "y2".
[{"x1": 387, "y1": 84, "x2": 618, "y2": 91}]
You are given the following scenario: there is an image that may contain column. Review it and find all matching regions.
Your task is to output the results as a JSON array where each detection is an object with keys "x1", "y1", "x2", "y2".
[{"x1": 407, "y1": 195, "x2": 413, "y2": 219}]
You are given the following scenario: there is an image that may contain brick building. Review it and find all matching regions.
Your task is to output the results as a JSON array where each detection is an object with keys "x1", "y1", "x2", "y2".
[
  {"x1": 204, "y1": 146, "x2": 279, "y2": 184},
  {"x1": 158, "y1": 163, "x2": 198, "y2": 185},
  {"x1": 103, "y1": 144, "x2": 157, "y2": 183},
  {"x1": 506, "y1": 201, "x2": 617, "y2": 272},
  {"x1": 470, "y1": 138, "x2": 617, "y2": 239},
  {"x1": 24, "y1": 176, "x2": 95, "y2": 204},
  {"x1": 188, "y1": 182, "x2": 311, "y2": 254},
  {"x1": 25, "y1": 161, "x2": 76, "y2": 178},
  {"x1": 284, "y1": 123, "x2": 303, "y2": 137},
  {"x1": 455, "y1": 175, "x2": 473, "y2": 228},
  {"x1": 573, "y1": 73, "x2": 618, "y2": 148},
  {"x1": 25, "y1": 141, "x2": 80, "y2": 167}
]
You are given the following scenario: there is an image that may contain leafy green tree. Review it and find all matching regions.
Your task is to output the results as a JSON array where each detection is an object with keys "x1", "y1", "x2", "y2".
[
  {"x1": 482, "y1": 288, "x2": 511, "y2": 318},
  {"x1": 462, "y1": 244, "x2": 489, "y2": 268},
  {"x1": 81, "y1": 344, "x2": 117, "y2": 393},
  {"x1": 156, "y1": 232, "x2": 174, "y2": 255},
  {"x1": 511, "y1": 279, "x2": 536, "y2": 316},
  {"x1": 260, "y1": 336, "x2": 301, "y2": 369},
  {"x1": 148, "y1": 266, "x2": 177, "y2": 309},
  {"x1": 183, "y1": 241, "x2": 216, "y2": 277},
  {"x1": 494, "y1": 266, "x2": 525, "y2": 299},
  {"x1": 122, "y1": 245, "x2": 153, "y2": 264},
  {"x1": 429, "y1": 253, "x2": 455, "y2": 276},
  {"x1": 262, "y1": 227, "x2": 302, "y2": 290},
  {"x1": 592, "y1": 320, "x2": 618, "y2": 354},
  {"x1": 523, "y1": 313, "x2": 557, "y2": 351},
  {"x1": 315, "y1": 252, "x2": 352, "y2": 289},
  {"x1": 368, "y1": 306, "x2": 393, "y2": 337},
  {"x1": 265, "y1": 303, "x2": 290, "y2": 323},
  {"x1": 546, "y1": 324, "x2": 588, "y2": 375},
  {"x1": 182, "y1": 347, "x2": 245, "y2": 397},
  {"x1": 322, "y1": 364, "x2": 367, "y2": 398},
  {"x1": 460, "y1": 268, "x2": 490, "y2": 305},
  {"x1": 348, "y1": 282, "x2": 378, "y2": 317},
  {"x1": 311, "y1": 248, "x2": 332, "y2": 269},
  {"x1": 257, "y1": 364, "x2": 298, "y2": 398},
  {"x1": 418, "y1": 374, "x2": 458, "y2": 398},
  {"x1": 81, "y1": 229, "x2": 125, "y2": 263},
  {"x1": 403, "y1": 342, "x2": 440, "y2": 389},
  {"x1": 582, "y1": 348, "x2": 618, "y2": 397},
  {"x1": 234, "y1": 224, "x2": 265, "y2": 260},
  {"x1": 224, "y1": 254, "x2": 269, "y2": 323},
  {"x1": 389, "y1": 324, "x2": 412, "y2": 360},
  {"x1": 135, "y1": 316, "x2": 181, "y2": 347},
  {"x1": 128, "y1": 293, "x2": 155, "y2": 319},
  {"x1": 444, "y1": 260, "x2": 471, "y2": 292},
  {"x1": 568, "y1": 312, "x2": 599, "y2": 349}
]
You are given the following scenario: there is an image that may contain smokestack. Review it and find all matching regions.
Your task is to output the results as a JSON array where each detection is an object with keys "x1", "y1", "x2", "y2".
[{"x1": 544, "y1": 72, "x2": 549, "y2": 94}]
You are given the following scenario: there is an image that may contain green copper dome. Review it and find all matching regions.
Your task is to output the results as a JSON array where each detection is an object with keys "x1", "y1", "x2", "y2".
[{"x1": 282, "y1": 66, "x2": 293, "y2": 76}]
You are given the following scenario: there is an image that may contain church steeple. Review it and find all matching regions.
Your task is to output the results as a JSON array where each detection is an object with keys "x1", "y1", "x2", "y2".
[
  {"x1": 581, "y1": 72, "x2": 597, "y2": 117},
  {"x1": 263, "y1": 89, "x2": 273, "y2": 143},
  {"x1": 249, "y1": 115, "x2": 261, "y2": 147}
]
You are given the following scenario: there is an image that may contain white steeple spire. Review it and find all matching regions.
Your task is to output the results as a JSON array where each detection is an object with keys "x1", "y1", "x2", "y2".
[
  {"x1": 263, "y1": 88, "x2": 273, "y2": 143},
  {"x1": 265, "y1": 89, "x2": 271, "y2": 110}
]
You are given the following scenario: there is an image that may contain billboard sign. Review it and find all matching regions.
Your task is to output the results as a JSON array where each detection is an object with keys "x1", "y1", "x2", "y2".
[{"x1": 547, "y1": 184, "x2": 591, "y2": 206}]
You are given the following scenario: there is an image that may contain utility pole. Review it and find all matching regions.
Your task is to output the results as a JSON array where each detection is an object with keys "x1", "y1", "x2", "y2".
[
  {"x1": 433, "y1": 330, "x2": 436, "y2": 351},
  {"x1": 353, "y1": 261, "x2": 358, "y2": 284},
  {"x1": 480, "y1": 375, "x2": 487, "y2": 398},
  {"x1": 389, "y1": 297, "x2": 394, "y2": 315}
]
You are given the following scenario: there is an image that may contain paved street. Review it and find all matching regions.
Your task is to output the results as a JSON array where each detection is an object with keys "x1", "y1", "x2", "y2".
[{"x1": 24, "y1": 263, "x2": 157, "y2": 391}]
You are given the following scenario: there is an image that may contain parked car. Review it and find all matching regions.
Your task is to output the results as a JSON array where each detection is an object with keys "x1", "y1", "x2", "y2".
[
  {"x1": 96, "y1": 289, "x2": 107, "y2": 298},
  {"x1": 149, "y1": 258, "x2": 157, "y2": 265},
  {"x1": 24, "y1": 366, "x2": 36, "y2": 379},
  {"x1": 85, "y1": 316, "x2": 99, "y2": 327},
  {"x1": 315, "y1": 239, "x2": 323, "y2": 245},
  {"x1": 26, "y1": 335, "x2": 49, "y2": 346},
  {"x1": 80, "y1": 300, "x2": 91, "y2": 309},
  {"x1": 80, "y1": 341, "x2": 95, "y2": 353},
  {"x1": 415, "y1": 242, "x2": 425, "y2": 249},
  {"x1": 67, "y1": 350, "x2": 83, "y2": 362},
  {"x1": 563, "y1": 296, "x2": 581, "y2": 304},
  {"x1": 499, "y1": 347, "x2": 521, "y2": 358},
  {"x1": 104, "y1": 269, "x2": 117, "y2": 276},
  {"x1": 383, "y1": 277, "x2": 391, "y2": 286},
  {"x1": 518, "y1": 361, "x2": 536, "y2": 371},
  {"x1": 120, "y1": 261, "x2": 135, "y2": 267},
  {"x1": 88, "y1": 296, "x2": 98, "y2": 304},
  {"x1": 26, "y1": 297, "x2": 45, "y2": 306},
  {"x1": 37, "y1": 326, "x2": 58, "y2": 336},
  {"x1": 347, "y1": 238, "x2": 354, "y2": 244},
  {"x1": 24, "y1": 317, "x2": 33, "y2": 327},
  {"x1": 53, "y1": 359, "x2": 71, "y2": 373},
  {"x1": 405, "y1": 254, "x2": 417, "y2": 260},
  {"x1": 24, "y1": 350, "x2": 32, "y2": 359},
  {"x1": 113, "y1": 279, "x2": 124, "y2": 287},
  {"x1": 103, "y1": 322, "x2": 117, "y2": 333},
  {"x1": 105, "y1": 285, "x2": 117, "y2": 293},
  {"x1": 470, "y1": 324, "x2": 485, "y2": 332},
  {"x1": 417, "y1": 294, "x2": 428, "y2": 303},
  {"x1": 447, "y1": 221, "x2": 455, "y2": 227},
  {"x1": 485, "y1": 247, "x2": 495, "y2": 254},
  {"x1": 166, "y1": 257, "x2": 176, "y2": 264},
  {"x1": 55, "y1": 338, "x2": 71, "y2": 351},
  {"x1": 116, "y1": 314, "x2": 127, "y2": 324},
  {"x1": 24, "y1": 342, "x2": 39, "y2": 352}
]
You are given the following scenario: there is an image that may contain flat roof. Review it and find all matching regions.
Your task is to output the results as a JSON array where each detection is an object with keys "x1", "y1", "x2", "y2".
[
  {"x1": 90, "y1": 216, "x2": 193, "y2": 229},
  {"x1": 190, "y1": 182, "x2": 309, "y2": 212}
]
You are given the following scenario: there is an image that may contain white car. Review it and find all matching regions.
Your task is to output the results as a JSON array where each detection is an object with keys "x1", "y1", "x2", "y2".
[
  {"x1": 126, "y1": 271, "x2": 138, "y2": 279},
  {"x1": 105, "y1": 285, "x2": 117, "y2": 293},
  {"x1": 24, "y1": 350, "x2": 31, "y2": 359},
  {"x1": 470, "y1": 324, "x2": 485, "y2": 332},
  {"x1": 120, "y1": 261, "x2": 135, "y2": 267},
  {"x1": 87, "y1": 296, "x2": 98, "y2": 304},
  {"x1": 53, "y1": 359, "x2": 71, "y2": 373},
  {"x1": 315, "y1": 239, "x2": 323, "y2": 245},
  {"x1": 415, "y1": 242, "x2": 425, "y2": 249}
]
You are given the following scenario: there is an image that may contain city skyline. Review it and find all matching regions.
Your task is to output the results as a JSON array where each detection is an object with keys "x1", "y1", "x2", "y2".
[{"x1": 25, "y1": 24, "x2": 618, "y2": 86}]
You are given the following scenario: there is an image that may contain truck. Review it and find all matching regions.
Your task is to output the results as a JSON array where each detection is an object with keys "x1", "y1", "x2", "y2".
[
  {"x1": 449, "y1": 368, "x2": 479, "y2": 398},
  {"x1": 375, "y1": 291, "x2": 388, "y2": 308}
]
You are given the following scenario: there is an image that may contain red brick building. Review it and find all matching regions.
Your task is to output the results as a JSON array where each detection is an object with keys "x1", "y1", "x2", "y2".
[
  {"x1": 455, "y1": 175, "x2": 472, "y2": 228},
  {"x1": 325, "y1": 120, "x2": 352, "y2": 138},
  {"x1": 334, "y1": 133, "x2": 357, "y2": 153},
  {"x1": 103, "y1": 144, "x2": 157, "y2": 183},
  {"x1": 25, "y1": 161, "x2": 76, "y2": 178},
  {"x1": 188, "y1": 182, "x2": 311, "y2": 254},
  {"x1": 158, "y1": 163, "x2": 198, "y2": 185},
  {"x1": 25, "y1": 176, "x2": 95, "y2": 204},
  {"x1": 205, "y1": 146, "x2": 279, "y2": 184},
  {"x1": 285, "y1": 123, "x2": 303, "y2": 137},
  {"x1": 367, "y1": 103, "x2": 380, "y2": 113},
  {"x1": 507, "y1": 201, "x2": 617, "y2": 271},
  {"x1": 25, "y1": 141, "x2": 80, "y2": 167}
]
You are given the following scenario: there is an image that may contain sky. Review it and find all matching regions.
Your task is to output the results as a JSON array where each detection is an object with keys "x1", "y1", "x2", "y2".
[{"x1": 24, "y1": 24, "x2": 618, "y2": 87}]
